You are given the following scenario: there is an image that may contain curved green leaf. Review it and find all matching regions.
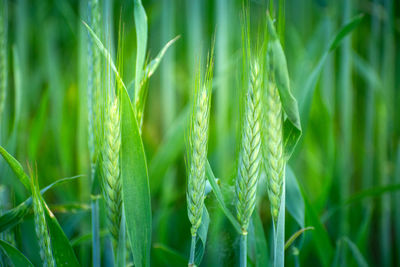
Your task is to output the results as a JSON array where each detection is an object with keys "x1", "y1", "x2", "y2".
[
  {"x1": 328, "y1": 14, "x2": 364, "y2": 52},
  {"x1": 284, "y1": 227, "x2": 314, "y2": 250},
  {"x1": 288, "y1": 165, "x2": 333, "y2": 267},
  {"x1": 145, "y1": 35, "x2": 180, "y2": 79},
  {"x1": 266, "y1": 15, "x2": 301, "y2": 160},
  {"x1": 248, "y1": 211, "x2": 270, "y2": 267},
  {"x1": 120, "y1": 85, "x2": 151, "y2": 267},
  {"x1": 133, "y1": 0, "x2": 148, "y2": 100},
  {"x1": 333, "y1": 237, "x2": 368, "y2": 267},
  {"x1": 149, "y1": 106, "x2": 189, "y2": 193},
  {"x1": 342, "y1": 237, "x2": 368, "y2": 267},
  {"x1": 0, "y1": 145, "x2": 30, "y2": 190},
  {"x1": 82, "y1": 21, "x2": 126, "y2": 91},
  {"x1": 194, "y1": 207, "x2": 209, "y2": 266},
  {"x1": 299, "y1": 14, "x2": 364, "y2": 130},
  {"x1": 44, "y1": 204, "x2": 80, "y2": 267},
  {"x1": 205, "y1": 161, "x2": 242, "y2": 233},
  {"x1": 0, "y1": 240, "x2": 34, "y2": 267},
  {"x1": 286, "y1": 167, "x2": 304, "y2": 228},
  {"x1": 153, "y1": 243, "x2": 187, "y2": 267},
  {"x1": 0, "y1": 175, "x2": 82, "y2": 233}
]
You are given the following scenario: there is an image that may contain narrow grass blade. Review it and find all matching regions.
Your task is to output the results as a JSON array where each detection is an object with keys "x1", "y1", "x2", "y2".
[
  {"x1": 44, "y1": 204, "x2": 80, "y2": 267},
  {"x1": 133, "y1": 0, "x2": 148, "y2": 100},
  {"x1": 194, "y1": 207, "x2": 209, "y2": 266},
  {"x1": 321, "y1": 183, "x2": 400, "y2": 222},
  {"x1": 149, "y1": 106, "x2": 189, "y2": 193},
  {"x1": 287, "y1": 166, "x2": 333, "y2": 266},
  {"x1": 153, "y1": 243, "x2": 187, "y2": 266},
  {"x1": 11, "y1": 46, "x2": 21, "y2": 135},
  {"x1": 328, "y1": 14, "x2": 364, "y2": 52},
  {"x1": 286, "y1": 167, "x2": 304, "y2": 228},
  {"x1": 266, "y1": 15, "x2": 301, "y2": 159},
  {"x1": 299, "y1": 14, "x2": 364, "y2": 129},
  {"x1": 70, "y1": 229, "x2": 108, "y2": 247},
  {"x1": 82, "y1": 21, "x2": 126, "y2": 90},
  {"x1": 0, "y1": 240, "x2": 34, "y2": 267},
  {"x1": 0, "y1": 175, "x2": 82, "y2": 233},
  {"x1": 0, "y1": 145, "x2": 30, "y2": 190},
  {"x1": 248, "y1": 211, "x2": 270, "y2": 267},
  {"x1": 205, "y1": 161, "x2": 242, "y2": 233},
  {"x1": 120, "y1": 85, "x2": 151, "y2": 267},
  {"x1": 145, "y1": 35, "x2": 180, "y2": 78},
  {"x1": 284, "y1": 227, "x2": 314, "y2": 250},
  {"x1": 342, "y1": 237, "x2": 368, "y2": 267}
]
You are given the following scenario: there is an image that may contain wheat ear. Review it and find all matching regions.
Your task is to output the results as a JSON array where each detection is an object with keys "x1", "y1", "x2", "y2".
[
  {"x1": 187, "y1": 86, "x2": 211, "y2": 237},
  {"x1": 187, "y1": 50, "x2": 214, "y2": 266},
  {"x1": 235, "y1": 60, "x2": 262, "y2": 234},
  {"x1": 264, "y1": 81, "x2": 284, "y2": 224},
  {"x1": 29, "y1": 168, "x2": 55, "y2": 267},
  {"x1": 102, "y1": 97, "x2": 122, "y2": 250}
]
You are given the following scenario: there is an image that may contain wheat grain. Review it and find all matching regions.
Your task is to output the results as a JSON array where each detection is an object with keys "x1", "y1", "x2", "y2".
[
  {"x1": 235, "y1": 59, "x2": 262, "y2": 234},
  {"x1": 264, "y1": 81, "x2": 284, "y2": 224},
  {"x1": 187, "y1": 86, "x2": 211, "y2": 237},
  {"x1": 102, "y1": 97, "x2": 122, "y2": 251},
  {"x1": 186, "y1": 50, "x2": 214, "y2": 253}
]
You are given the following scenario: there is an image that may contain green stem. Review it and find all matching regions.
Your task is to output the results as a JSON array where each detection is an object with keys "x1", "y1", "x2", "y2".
[
  {"x1": 240, "y1": 233, "x2": 247, "y2": 267},
  {"x1": 91, "y1": 199, "x2": 100, "y2": 267},
  {"x1": 189, "y1": 234, "x2": 196, "y2": 266}
]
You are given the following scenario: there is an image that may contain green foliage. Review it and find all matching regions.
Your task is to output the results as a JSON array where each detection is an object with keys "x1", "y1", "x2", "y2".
[
  {"x1": 120, "y1": 84, "x2": 151, "y2": 267},
  {"x1": 0, "y1": 1, "x2": 398, "y2": 267}
]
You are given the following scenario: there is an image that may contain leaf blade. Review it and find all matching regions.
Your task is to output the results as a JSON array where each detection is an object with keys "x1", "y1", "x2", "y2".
[
  {"x1": 120, "y1": 85, "x2": 151, "y2": 267},
  {"x1": 0, "y1": 240, "x2": 34, "y2": 267}
]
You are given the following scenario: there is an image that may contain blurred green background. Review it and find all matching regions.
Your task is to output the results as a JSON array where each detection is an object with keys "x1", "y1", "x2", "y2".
[{"x1": 0, "y1": 0, "x2": 399, "y2": 266}]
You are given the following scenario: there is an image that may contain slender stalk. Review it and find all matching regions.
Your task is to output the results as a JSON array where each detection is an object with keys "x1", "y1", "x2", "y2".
[
  {"x1": 359, "y1": 0, "x2": 380, "y2": 255},
  {"x1": 240, "y1": 233, "x2": 247, "y2": 267},
  {"x1": 337, "y1": 0, "x2": 352, "y2": 237},
  {"x1": 0, "y1": 0, "x2": 7, "y2": 124},
  {"x1": 91, "y1": 197, "x2": 100, "y2": 267},
  {"x1": 188, "y1": 235, "x2": 196, "y2": 266},
  {"x1": 379, "y1": 0, "x2": 394, "y2": 265},
  {"x1": 87, "y1": 1, "x2": 102, "y2": 265}
]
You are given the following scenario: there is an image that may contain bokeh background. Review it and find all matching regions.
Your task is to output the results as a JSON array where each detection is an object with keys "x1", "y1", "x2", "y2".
[{"x1": 0, "y1": 0, "x2": 399, "y2": 266}]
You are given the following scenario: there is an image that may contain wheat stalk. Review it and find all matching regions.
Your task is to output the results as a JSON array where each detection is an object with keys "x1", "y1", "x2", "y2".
[
  {"x1": 264, "y1": 81, "x2": 284, "y2": 225},
  {"x1": 102, "y1": 97, "x2": 122, "y2": 251},
  {"x1": 235, "y1": 59, "x2": 262, "y2": 234},
  {"x1": 0, "y1": 0, "x2": 7, "y2": 121},
  {"x1": 87, "y1": 0, "x2": 103, "y2": 165},
  {"x1": 29, "y1": 167, "x2": 55, "y2": 267}
]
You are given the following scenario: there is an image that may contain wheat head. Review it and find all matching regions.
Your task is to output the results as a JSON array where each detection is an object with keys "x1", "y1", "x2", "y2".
[
  {"x1": 102, "y1": 97, "x2": 122, "y2": 250},
  {"x1": 235, "y1": 60, "x2": 262, "y2": 234},
  {"x1": 264, "y1": 81, "x2": 284, "y2": 224}
]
